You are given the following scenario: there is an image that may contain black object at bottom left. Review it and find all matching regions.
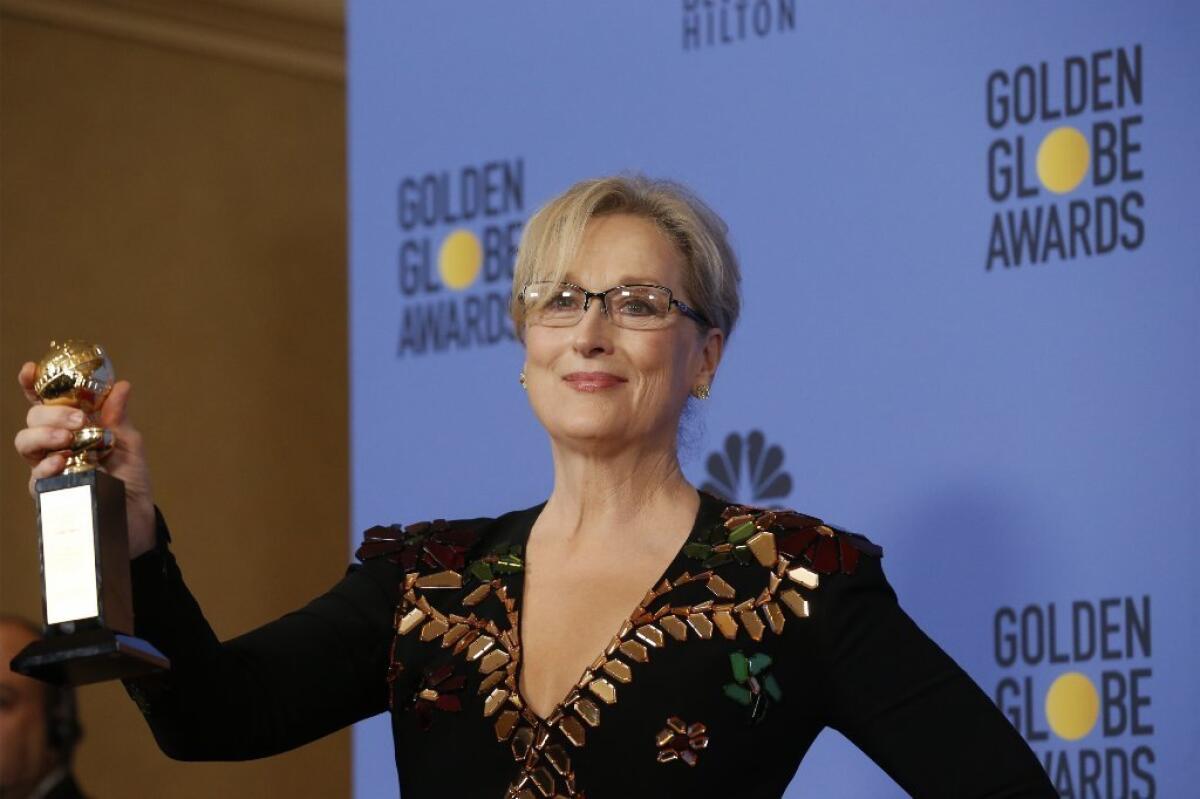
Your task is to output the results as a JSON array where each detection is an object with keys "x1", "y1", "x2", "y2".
[{"x1": 11, "y1": 468, "x2": 168, "y2": 686}]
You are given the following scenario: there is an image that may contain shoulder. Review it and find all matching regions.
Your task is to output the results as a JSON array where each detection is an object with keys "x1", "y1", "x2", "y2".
[
  {"x1": 353, "y1": 509, "x2": 527, "y2": 582},
  {"x1": 355, "y1": 516, "x2": 488, "y2": 567},
  {"x1": 703, "y1": 503, "x2": 899, "y2": 648},
  {"x1": 708, "y1": 501, "x2": 884, "y2": 580}
]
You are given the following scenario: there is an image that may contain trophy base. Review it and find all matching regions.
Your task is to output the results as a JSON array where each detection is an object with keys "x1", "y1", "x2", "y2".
[{"x1": 11, "y1": 629, "x2": 169, "y2": 686}]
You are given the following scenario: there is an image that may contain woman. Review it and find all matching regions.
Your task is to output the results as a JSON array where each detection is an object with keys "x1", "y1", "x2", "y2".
[{"x1": 15, "y1": 176, "x2": 1055, "y2": 797}]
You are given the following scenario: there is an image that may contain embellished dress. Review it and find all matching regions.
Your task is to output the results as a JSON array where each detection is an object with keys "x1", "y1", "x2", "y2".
[{"x1": 123, "y1": 491, "x2": 1055, "y2": 797}]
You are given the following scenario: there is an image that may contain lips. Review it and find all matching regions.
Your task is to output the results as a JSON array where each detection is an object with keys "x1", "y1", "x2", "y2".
[{"x1": 562, "y1": 371, "x2": 627, "y2": 391}]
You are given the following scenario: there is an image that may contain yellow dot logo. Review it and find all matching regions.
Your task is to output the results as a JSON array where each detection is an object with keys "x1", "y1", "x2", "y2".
[
  {"x1": 437, "y1": 229, "x2": 482, "y2": 290},
  {"x1": 1045, "y1": 672, "x2": 1099, "y2": 741},
  {"x1": 1036, "y1": 126, "x2": 1090, "y2": 194}
]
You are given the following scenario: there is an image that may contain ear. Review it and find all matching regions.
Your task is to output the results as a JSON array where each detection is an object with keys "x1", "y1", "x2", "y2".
[{"x1": 694, "y1": 327, "x2": 724, "y2": 387}]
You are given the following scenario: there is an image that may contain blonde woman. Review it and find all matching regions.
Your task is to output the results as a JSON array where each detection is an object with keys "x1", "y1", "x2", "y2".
[{"x1": 15, "y1": 175, "x2": 1055, "y2": 797}]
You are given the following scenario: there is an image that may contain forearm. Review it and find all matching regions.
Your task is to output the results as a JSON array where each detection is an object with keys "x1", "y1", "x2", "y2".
[
  {"x1": 122, "y1": 509, "x2": 395, "y2": 760},
  {"x1": 818, "y1": 556, "x2": 1055, "y2": 796}
]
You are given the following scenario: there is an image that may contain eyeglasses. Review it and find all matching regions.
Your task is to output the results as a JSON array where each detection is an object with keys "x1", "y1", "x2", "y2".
[{"x1": 519, "y1": 281, "x2": 712, "y2": 330}]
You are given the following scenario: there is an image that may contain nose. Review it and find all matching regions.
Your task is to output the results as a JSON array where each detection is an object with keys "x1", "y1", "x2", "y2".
[{"x1": 572, "y1": 295, "x2": 613, "y2": 356}]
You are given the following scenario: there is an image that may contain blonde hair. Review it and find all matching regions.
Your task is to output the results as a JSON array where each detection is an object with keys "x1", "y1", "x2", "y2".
[{"x1": 510, "y1": 174, "x2": 742, "y2": 339}]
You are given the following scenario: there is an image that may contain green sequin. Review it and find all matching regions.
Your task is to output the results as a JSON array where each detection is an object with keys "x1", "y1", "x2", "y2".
[
  {"x1": 723, "y1": 649, "x2": 782, "y2": 723},
  {"x1": 729, "y1": 652, "x2": 749, "y2": 683},
  {"x1": 702, "y1": 552, "x2": 732, "y2": 568},
  {"x1": 723, "y1": 683, "x2": 753, "y2": 705},
  {"x1": 727, "y1": 520, "x2": 757, "y2": 544},
  {"x1": 493, "y1": 551, "x2": 524, "y2": 574},
  {"x1": 467, "y1": 561, "x2": 493, "y2": 582}
]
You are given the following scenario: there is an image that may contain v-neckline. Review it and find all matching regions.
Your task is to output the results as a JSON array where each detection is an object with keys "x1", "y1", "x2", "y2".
[{"x1": 505, "y1": 489, "x2": 725, "y2": 725}]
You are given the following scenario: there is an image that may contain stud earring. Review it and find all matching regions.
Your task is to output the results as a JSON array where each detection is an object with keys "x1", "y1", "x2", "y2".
[
  {"x1": 519, "y1": 370, "x2": 527, "y2": 390},
  {"x1": 690, "y1": 384, "x2": 710, "y2": 400}
]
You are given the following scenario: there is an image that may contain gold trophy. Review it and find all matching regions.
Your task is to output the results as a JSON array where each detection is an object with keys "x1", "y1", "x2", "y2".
[{"x1": 11, "y1": 340, "x2": 168, "y2": 685}]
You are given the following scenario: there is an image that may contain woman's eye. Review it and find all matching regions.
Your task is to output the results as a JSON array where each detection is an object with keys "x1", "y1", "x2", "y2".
[
  {"x1": 618, "y1": 300, "x2": 655, "y2": 315},
  {"x1": 549, "y1": 295, "x2": 579, "y2": 310}
]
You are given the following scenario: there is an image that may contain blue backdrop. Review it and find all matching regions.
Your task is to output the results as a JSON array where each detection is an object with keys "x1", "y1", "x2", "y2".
[{"x1": 348, "y1": 2, "x2": 1199, "y2": 795}]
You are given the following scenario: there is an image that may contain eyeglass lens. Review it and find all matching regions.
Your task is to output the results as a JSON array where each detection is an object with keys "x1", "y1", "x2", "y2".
[{"x1": 523, "y1": 283, "x2": 673, "y2": 328}]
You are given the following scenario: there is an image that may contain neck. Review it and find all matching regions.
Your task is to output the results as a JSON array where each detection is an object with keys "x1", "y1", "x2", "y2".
[{"x1": 541, "y1": 435, "x2": 698, "y2": 548}]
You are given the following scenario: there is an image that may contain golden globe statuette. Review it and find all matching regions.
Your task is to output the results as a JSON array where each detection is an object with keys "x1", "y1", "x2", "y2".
[{"x1": 11, "y1": 340, "x2": 169, "y2": 685}]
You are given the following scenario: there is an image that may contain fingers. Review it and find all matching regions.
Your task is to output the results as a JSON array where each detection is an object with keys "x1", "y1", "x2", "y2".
[
  {"x1": 18, "y1": 362, "x2": 38, "y2": 404},
  {"x1": 30, "y1": 453, "x2": 67, "y2": 480},
  {"x1": 26, "y1": 403, "x2": 86, "y2": 430},
  {"x1": 13, "y1": 425, "x2": 74, "y2": 465},
  {"x1": 27, "y1": 453, "x2": 67, "y2": 496},
  {"x1": 99, "y1": 380, "x2": 132, "y2": 430}
]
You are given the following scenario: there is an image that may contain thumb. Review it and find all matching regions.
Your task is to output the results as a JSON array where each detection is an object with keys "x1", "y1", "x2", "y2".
[
  {"x1": 99, "y1": 380, "x2": 133, "y2": 430},
  {"x1": 18, "y1": 361, "x2": 40, "y2": 405}
]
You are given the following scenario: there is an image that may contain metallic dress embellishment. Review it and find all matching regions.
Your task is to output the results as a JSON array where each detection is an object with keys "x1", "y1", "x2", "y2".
[
  {"x1": 762, "y1": 601, "x2": 786, "y2": 634},
  {"x1": 618, "y1": 640, "x2": 649, "y2": 662},
  {"x1": 494, "y1": 709, "x2": 520, "y2": 741},
  {"x1": 738, "y1": 608, "x2": 766, "y2": 641},
  {"x1": 660, "y1": 615, "x2": 688, "y2": 640},
  {"x1": 712, "y1": 609, "x2": 738, "y2": 639},
  {"x1": 483, "y1": 687, "x2": 509, "y2": 717},
  {"x1": 746, "y1": 530, "x2": 777, "y2": 567},
  {"x1": 787, "y1": 565, "x2": 820, "y2": 590},
  {"x1": 573, "y1": 697, "x2": 601, "y2": 727},
  {"x1": 655, "y1": 715, "x2": 709, "y2": 766},
  {"x1": 559, "y1": 714, "x2": 586, "y2": 747},
  {"x1": 411, "y1": 662, "x2": 465, "y2": 730},
  {"x1": 511, "y1": 725, "x2": 534, "y2": 759},
  {"x1": 466, "y1": 634, "x2": 495, "y2": 661},
  {"x1": 587, "y1": 677, "x2": 617, "y2": 704},
  {"x1": 478, "y1": 648, "x2": 511, "y2": 674},
  {"x1": 462, "y1": 583, "x2": 491, "y2": 606},
  {"x1": 397, "y1": 607, "x2": 426, "y2": 635},
  {"x1": 419, "y1": 618, "x2": 448, "y2": 642},
  {"x1": 359, "y1": 503, "x2": 882, "y2": 798},
  {"x1": 706, "y1": 573, "x2": 736, "y2": 599},
  {"x1": 779, "y1": 588, "x2": 810, "y2": 619},
  {"x1": 544, "y1": 743, "x2": 570, "y2": 775},
  {"x1": 687, "y1": 613, "x2": 714, "y2": 639},
  {"x1": 635, "y1": 624, "x2": 665, "y2": 648},
  {"x1": 601, "y1": 658, "x2": 633, "y2": 683},
  {"x1": 414, "y1": 569, "x2": 462, "y2": 589}
]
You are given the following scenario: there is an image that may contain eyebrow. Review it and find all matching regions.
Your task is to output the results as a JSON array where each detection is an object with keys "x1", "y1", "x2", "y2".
[{"x1": 561, "y1": 274, "x2": 666, "y2": 288}]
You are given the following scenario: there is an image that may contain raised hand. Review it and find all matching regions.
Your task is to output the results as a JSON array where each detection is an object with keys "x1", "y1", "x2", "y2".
[{"x1": 14, "y1": 362, "x2": 158, "y2": 558}]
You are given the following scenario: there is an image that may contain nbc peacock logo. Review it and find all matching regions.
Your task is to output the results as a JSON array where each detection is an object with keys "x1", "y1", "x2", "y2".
[{"x1": 700, "y1": 431, "x2": 792, "y2": 506}]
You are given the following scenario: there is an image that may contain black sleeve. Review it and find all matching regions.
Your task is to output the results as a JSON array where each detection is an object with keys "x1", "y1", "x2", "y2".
[
  {"x1": 121, "y1": 508, "x2": 397, "y2": 761},
  {"x1": 815, "y1": 550, "x2": 1056, "y2": 797}
]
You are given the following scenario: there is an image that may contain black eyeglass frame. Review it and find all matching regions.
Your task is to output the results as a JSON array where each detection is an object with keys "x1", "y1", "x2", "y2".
[{"x1": 519, "y1": 281, "x2": 713, "y2": 329}]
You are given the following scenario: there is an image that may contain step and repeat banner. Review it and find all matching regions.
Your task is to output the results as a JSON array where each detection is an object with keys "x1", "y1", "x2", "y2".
[{"x1": 348, "y1": 2, "x2": 1198, "y2": 796}]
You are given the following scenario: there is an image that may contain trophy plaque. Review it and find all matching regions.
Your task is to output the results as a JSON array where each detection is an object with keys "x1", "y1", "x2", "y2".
[{"x1": 11, "y1": 340, "x2": 169, "y2": 685}]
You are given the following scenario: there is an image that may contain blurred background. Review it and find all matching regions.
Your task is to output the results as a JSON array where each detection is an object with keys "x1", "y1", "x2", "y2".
[{"x1": 1, "y1": 1, "x2": 352, "y2": 795}]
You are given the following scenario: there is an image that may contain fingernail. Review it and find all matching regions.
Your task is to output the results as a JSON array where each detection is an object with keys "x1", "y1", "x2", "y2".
[{"x1": 70, "y1": 411, "x2": 85, "y2": 426}]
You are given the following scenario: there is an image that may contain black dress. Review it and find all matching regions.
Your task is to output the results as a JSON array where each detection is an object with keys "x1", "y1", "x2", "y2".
[{"x1": 123, "y1": 490, "x2": 1055, "y2": 798}]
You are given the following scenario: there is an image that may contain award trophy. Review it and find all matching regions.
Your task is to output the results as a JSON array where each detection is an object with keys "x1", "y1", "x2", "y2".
[{"x1": 11, "y1": 340, "x2": 169, "y2": 685}]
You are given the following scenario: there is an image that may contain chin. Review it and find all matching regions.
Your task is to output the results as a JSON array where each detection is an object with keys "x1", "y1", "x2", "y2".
[{"x1": 547, "y1": 416, "x2": 625, "y2": 442}]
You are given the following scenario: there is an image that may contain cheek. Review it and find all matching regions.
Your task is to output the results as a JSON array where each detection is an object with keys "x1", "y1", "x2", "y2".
[
  {"x1": 628, "y1": 339, "x2": 694, "y2": 396},
  {"x1": 645, "y1": 335, "x2": 693, "y2": 376},
  {"x1": 522, "y1": 329, "x2": 560, "y2": 369}
]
